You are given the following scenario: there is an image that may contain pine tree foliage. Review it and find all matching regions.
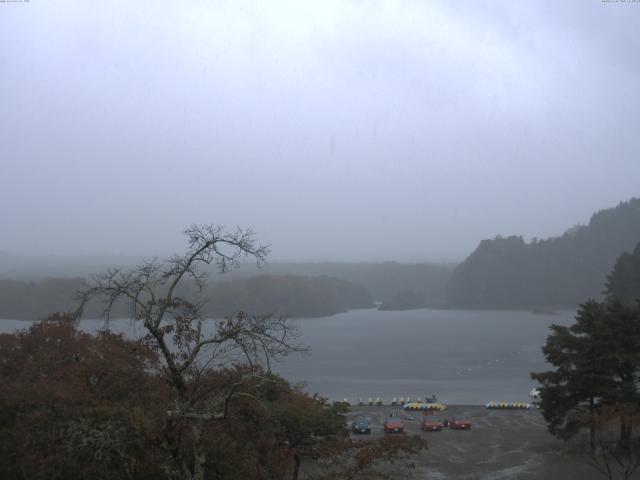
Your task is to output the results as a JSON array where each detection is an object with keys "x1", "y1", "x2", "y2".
[
  {"x1": 605, "y1": 242, "x2": 640, "y2": 305},
  {"x1": 532, "y1": 300, "x2": 640, "y2": 451}
]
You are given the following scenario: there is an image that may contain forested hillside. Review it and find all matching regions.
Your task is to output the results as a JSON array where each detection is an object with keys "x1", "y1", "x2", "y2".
[{"x1": 447, "y1": 197, "x2": 640, "y2": 308}]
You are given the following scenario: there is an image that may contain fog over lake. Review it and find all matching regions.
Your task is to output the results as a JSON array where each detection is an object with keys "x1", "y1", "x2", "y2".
[{"x1": 2, "y1": 308, "x2": 574, "y2": 405}]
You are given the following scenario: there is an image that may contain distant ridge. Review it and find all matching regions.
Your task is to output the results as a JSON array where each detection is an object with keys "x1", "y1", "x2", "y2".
[
  {"x1": 0, "y1": 253, "x2": 144, "y2": 279},
  {"x1": 447, "y1": 197, "x2": 640, "y2": 308}
]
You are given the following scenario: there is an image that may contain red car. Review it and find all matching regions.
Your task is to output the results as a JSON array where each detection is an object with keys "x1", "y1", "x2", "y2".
[
  {"x1": 421, "y1": 415, "x2": 444, "y2": 432},
  {"x1": 383, "y1": 416, "x2": 405, "y2": 433},
  {"x1": 448, "y1": 415, "x2": 471, "y2": 430}
]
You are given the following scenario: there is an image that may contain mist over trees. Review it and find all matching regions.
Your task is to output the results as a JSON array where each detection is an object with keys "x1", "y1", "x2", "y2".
[
  {"x1": 447, "y1": 198, "x2": 640, "y2": 308},
  {"x1": 0, "y1": 275, "x2": 372, "y2": 321},
  {"x1": 0, "y1": 277, "x2": 87, "y2": 320},
  {"x1": 251, "y1": 262, "x2": 453, "y2": 307},
  {"x1": 0, "y1": 262, "x2": 454, "y2": 320},
  {"x1": 206, "y1": 274, "x2": 373, "y2": 318},
  {"x1": 3, "y1": 197, "x2": 640, "y2": 318}
]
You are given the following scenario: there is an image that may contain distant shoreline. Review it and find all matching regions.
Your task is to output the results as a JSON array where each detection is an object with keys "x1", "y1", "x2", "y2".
[{"x1": 0, "y1": 306, "x2": 577, "y2": 324}]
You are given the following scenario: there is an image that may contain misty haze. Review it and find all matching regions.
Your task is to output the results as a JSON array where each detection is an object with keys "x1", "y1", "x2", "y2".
[{"x1": 1, "y1": 1, "x2": 640, "y2": 480}]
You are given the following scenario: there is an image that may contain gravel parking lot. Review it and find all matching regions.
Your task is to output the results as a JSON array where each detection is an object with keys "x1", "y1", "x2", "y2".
[{"x1": 347, "y1": 406, "x2": 611, "y2": 480}]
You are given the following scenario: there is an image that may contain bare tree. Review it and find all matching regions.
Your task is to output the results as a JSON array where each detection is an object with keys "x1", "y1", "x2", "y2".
[
  {"x1": 580, "y1": 406, "x2": 640, "y2": 480},
  {"x1": 77, "y1": 225, "x2": 306, "y2": 480}
]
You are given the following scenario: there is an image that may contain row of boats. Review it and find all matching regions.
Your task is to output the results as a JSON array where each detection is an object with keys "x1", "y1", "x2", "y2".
[
  {"x1": 348, "y1": 395, "x2": 440, "y2": 407},
  {"x1": 485, "y1": 401, "x2": 531, "y2": 409},
  {"x1": 403, "y1": 402, "x2": 448, "y2": 411},
  {"x1": 342, "y1": 390, "x2": 541, "y2": 410}
]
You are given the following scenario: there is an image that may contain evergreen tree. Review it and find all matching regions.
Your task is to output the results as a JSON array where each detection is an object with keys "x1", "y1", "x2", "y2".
[
  {"x1": 605, "y1": 242, "x2": 640, "y2": 305},
  {"x1": 531, "y1": 301, "x2": 613, "y2": 449},
  {"x1": 532, "y1": 300, "x2": 640, "y2": 451}
]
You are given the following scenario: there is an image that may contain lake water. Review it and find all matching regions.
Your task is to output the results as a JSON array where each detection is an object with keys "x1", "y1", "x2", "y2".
[
  {"x1": 274, "y1": 308, "x2": 575, "y2": 405},
  {"x1": 1, "y1": 308, "x2": 575, "y2": 405}
]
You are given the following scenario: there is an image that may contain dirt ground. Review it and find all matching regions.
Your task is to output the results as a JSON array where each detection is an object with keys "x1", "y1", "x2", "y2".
[{"x1": 347, "y1": 405, "x2": 627, "y2": 480}]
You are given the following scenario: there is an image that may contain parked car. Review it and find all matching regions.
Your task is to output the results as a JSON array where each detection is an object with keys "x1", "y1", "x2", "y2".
[
  {"x1": 448, "y1": 415, "x2": 471, "y2": 430},
  {"x1": 383, "y1": 415, "x2": 405, "y2": 433},
  {"x1": 421, "y1": 415, "x2": 444, "y2": 432},
  {"x1": 351, "y1": 414, "x2": 371, "y2": 434}
]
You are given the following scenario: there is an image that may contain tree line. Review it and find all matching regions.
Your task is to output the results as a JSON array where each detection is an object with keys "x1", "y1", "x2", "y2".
[
  {"x1": 0, "y1": 274, "x2": 373, "y2": 321},
  {"x1": 4, "y1": 197, "x2": 640, "y2": 313},
  {"x1": 0, "y1": 259, "x2": 455, "y2": 318}
]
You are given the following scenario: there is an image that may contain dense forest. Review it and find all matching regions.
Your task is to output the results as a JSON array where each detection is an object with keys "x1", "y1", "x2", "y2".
[
  {"x1": 447, "y1": 197, "x2": 640, "y2": 308},
  {"x1": 204, "y1": 274, "x2": 373, "y2": 318},
  {"x1": 0, "y1": 277, "x2": 87, "y2": 321},
  {"x1": 0, "y1": 260, "x2": 453, "y2": 319},
  {"x1": 0, "y1": 255, "x2": 454, "y2": 307},
  {"x1": 0, "y1": 274, "x2": 373, "y2": 320},
  {"x1": 252, "y1": 262, "x2": 454, "y2": 308}
]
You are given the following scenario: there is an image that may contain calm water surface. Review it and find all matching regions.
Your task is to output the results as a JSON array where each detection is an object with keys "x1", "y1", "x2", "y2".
[
  {"x1": 1, "y1": 308, "x2": 575, "y2": 405},
  {"x1": 274, "y1": 308, "x2": 575, "y2": 405}
]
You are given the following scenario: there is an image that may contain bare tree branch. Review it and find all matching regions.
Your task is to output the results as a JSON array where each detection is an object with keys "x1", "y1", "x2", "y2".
[{"x1": 76, "y1": 225, "x2": 303, "y2": 480}]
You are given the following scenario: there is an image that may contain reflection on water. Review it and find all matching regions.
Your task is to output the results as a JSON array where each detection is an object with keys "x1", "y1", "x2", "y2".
[{"x1": 1, "y1": 308, "x2": 575, "y2": 405}]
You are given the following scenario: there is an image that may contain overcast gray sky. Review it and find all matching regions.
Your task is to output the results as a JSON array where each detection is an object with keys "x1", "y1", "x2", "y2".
[{"x1": 1, "y1": 0, "x2": 639, "y2": 262}]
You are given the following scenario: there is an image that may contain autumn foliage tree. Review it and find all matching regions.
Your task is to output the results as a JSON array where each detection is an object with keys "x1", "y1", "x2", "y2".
[
  {"x1": 0, "y1": 313, "x2": 168, "y2": 480},
  {"x1": 0, "y1": 315, "x2": 425, "y2": 480}
]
